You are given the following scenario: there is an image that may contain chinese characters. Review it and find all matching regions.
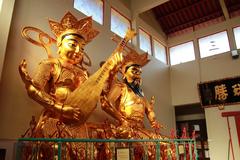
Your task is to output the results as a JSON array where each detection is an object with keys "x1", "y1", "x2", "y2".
[
  {"x1": 215, "y1": 84, "x2": 228, "y2": 101},
  {"x1": 199, "y1": 77, "x2": 240, "y2": 107},
  {"x1": 232, "y1": 83, "x2": 240, "y2": 96}
]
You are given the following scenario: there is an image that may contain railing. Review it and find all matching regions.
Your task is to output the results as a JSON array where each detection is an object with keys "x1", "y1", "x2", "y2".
[{"x1": 16, "y1": 138, "x2": 198, "y2": 160}]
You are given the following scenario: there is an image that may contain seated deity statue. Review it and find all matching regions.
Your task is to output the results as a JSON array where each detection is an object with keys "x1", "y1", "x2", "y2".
[
  {"x1": 100, "y1": 48, "x2": 168, "y2": 159},
  {"x1": 19, "y1": 12, "x2": 125, "y2": 159},
  {"x1": 101, "y1": 48, "x2": 165, "y2": 139}
]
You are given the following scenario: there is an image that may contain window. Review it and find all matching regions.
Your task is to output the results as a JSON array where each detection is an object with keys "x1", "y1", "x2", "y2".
[
  {"x1": 198, "y1": 31, "x2": 230, "y2": 58},
  {"x1": 111, "y1": 8, "x2": 131, "y2": 38},
  {"x1": 169, "y1": 41, "x2": 195, "y2": 65},
  {"x1": 153, "y1": 39, "x2": 167, "y2": 64},
  {"x1": 74, "y1": 0, "x2": 103, "y2": 25},
  {"x1": 233, "y1": 26, "x2": 240, "y2": 49},
  {"x1": 139, "y1": 28, "x2": 152, "y2": 55}
]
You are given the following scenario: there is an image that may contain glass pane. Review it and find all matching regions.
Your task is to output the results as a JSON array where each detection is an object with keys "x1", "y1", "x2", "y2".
[
  {"x1": 170, "y1": 41, "x2": 195, "y2": 65},
  {"x1": 233, "y1": 26, "x2": 240, "y2": 49},
  {"x1": 139, "y1": 28, "x2": 152, "y2": 55},
  {"x1": 198, "y1": 31, "x2": 230, "y2": 58},
  {"x1": 153, "y1": 39, "x2": 167, "y2": 64},
  {"x1": 74, "y1": 0, "x2": 103, "y2": 25},
  {"x1": 111, "y1": 8, "x2": 131, "y2": 38}
]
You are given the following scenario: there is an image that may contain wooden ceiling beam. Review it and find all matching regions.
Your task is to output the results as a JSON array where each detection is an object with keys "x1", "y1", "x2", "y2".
[
  {"x1": 219, "y1": 0, "x2": 230, "y2": 20},
  {"x1": 156, "y1": 0, "x2": 210, "y2": 20},
  {"x1": 165, "y1": 11, "x2": 223, "y2": 34}
]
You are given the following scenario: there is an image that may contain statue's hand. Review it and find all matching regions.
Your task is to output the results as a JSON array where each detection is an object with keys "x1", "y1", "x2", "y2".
[
  {"x1": 117, "y1": 120, "x2": 133, "y2": 138},
  {"x1": 100, "y1": 94, "x2": 109, "y2": 108},
  {"x1": 19, "y1": 59, "x2": 33, "y2": 86},
  {"x1": 151, "y1": 121, "x2": 165, "y2": 134},
  {"x1": 109, "y1": 52, "x2": 123, "y2": 70},
  {"x1": 61, "y1": 104, "x2": 82, "y2": 121},
  {"x1": 150, "y1": 96, "x2": 155, "y2": 106}
]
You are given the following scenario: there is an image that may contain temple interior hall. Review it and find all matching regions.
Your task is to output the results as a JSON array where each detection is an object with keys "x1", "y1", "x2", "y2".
[{"x1": 0, "y1": 0, "x2": 240, "y2": 159}]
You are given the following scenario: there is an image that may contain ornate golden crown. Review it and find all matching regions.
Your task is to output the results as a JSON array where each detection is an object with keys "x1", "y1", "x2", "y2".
[
  {"x1": 122, "y1": 48, "x2": 150, "y2": 73},
  {"x1": 48, "y1": 12, "x2": 99, "y2": 44}
]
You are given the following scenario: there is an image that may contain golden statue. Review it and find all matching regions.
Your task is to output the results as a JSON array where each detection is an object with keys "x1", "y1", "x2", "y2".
[
  {"x1": 101, "y1": 48, "x2": 164, "y2": 138},
  {"x1": 100, "y1": 48, "x2": 168, "y2": 159},
  {"x1": 19, "y1": 12, "x2": 136, "y2": 159},
  {"x1": 19, "y1": 11, "x2": 133, "y2": 130},
  {"x1": 18, "y1": 11, "x2": 176, "y2": 160},
  {"x1": 20, "y1": 12, "x2": 99, "y2": 125}
]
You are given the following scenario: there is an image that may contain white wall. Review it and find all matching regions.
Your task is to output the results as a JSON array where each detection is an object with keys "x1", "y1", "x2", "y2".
[
  {"x1": 169, "y1": 17, "x2": 240, "y2": 160},
  {"x1": 0, "y1": 0, "x2": 173, "y2": 140},
  {"x1": 132, "y1": 15, "x2": 172, "y2": 133},
  {"x1": 169, "y1": 16, "x2": 240, "y2": 105},
  {"x1": 131, "y1": 0, "x2": 169, "y2": 17},
  {"x1": 0, "y1": 0, "x2": 15, "y2": 81},
  {"x1": 205, "y1": 105, "x2": 240, "y2": 160},
  {"x1": 139, "y1": 10, "x2": 166, "y2": 41}
]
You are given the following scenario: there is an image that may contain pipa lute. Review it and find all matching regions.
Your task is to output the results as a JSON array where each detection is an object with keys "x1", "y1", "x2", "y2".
[{"x1": 64, "y1": 29, "x2": 136, "y2": 124}]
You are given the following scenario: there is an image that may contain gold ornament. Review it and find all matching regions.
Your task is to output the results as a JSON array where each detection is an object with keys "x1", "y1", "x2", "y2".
[
  {"x1": 48, "y1": 12, "x2": 99, "y2": 45},
  {"x1": 121, "y1": 48, "x2": 150, "y2": 73}
]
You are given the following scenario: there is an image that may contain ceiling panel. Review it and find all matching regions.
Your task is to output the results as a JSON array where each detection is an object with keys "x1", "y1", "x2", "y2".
[{"x1": 151, "y1": 0, "x2": 240, "y2": 35}]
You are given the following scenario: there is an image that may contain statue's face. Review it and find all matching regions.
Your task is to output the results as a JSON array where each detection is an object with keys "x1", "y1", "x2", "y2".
[
  {"x1": 58, "y1": 34, "x2": 85, "y2": 64},
  {"x1": 125, "y1": 65, "x2": 142, "y2": 86}
]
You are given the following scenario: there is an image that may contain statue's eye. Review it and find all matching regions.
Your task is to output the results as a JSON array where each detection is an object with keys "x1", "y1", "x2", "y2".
[
  {"x1": 68, "y1": 42, "x2": 76, "y2": 47},
  {"x1": 132, "y1": 68, "x2": 141, "y2": 74},
  {"x1": 132, "y1": 70, "x2": 137, "y2": 74}
]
